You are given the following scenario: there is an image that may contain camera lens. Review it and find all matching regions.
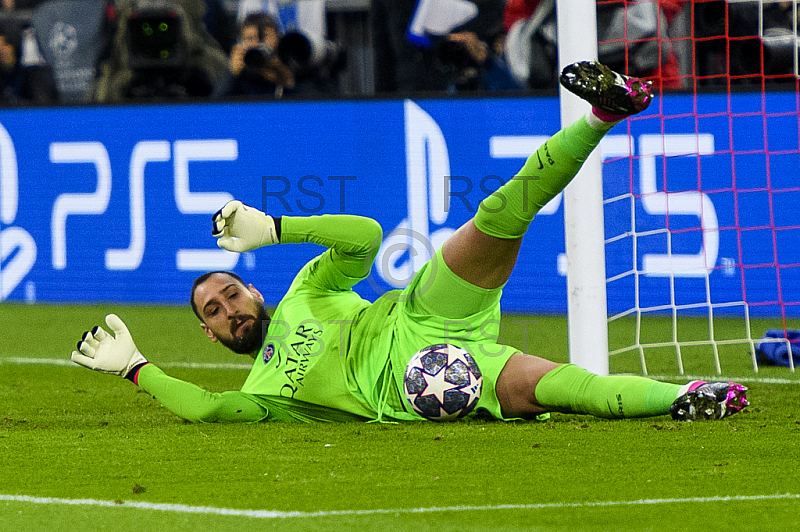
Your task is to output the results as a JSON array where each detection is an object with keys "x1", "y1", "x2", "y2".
[
  {"x1": 436, "y1": 40, "x2": 474, "y2": 70},
  {"x1": 243, "y1": 45, "x2": 272, "y2": 68}
]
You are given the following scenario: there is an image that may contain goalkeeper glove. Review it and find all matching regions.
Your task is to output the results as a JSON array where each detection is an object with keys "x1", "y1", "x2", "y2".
[
  {"x1": 70, "y1": 314, "x2": 148, "y2": 381},
  {"x1": 212, "y1": 200, "x2": 279, "y2": 252}
]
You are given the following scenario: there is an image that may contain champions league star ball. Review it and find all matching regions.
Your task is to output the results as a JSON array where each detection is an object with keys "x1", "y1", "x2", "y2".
[{"x1": 404, "y1": 344, "x2": 483, "y2": 421}]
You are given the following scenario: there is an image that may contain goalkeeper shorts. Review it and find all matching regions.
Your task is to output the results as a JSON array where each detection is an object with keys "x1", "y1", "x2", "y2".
[{"x1": 385, "y1": 247, "x2": 521, "y2": 421}]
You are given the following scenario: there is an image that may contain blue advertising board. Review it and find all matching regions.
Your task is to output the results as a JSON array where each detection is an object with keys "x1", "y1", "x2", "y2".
[{"x1": 0, "y1": 94, "x2": 797, "y2": 315}]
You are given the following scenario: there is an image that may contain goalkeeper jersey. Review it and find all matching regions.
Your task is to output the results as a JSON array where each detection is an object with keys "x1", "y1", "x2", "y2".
[
  {"x1": 239, "y1": 215, "x2": 418, "y2": 422},
  {"x1": 240, "y1": 256, "x2": 385, "y2": 417}
]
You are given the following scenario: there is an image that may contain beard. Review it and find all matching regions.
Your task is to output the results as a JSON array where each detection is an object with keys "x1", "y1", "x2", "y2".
[{"x1": 218, "y1": 303, "x2": 271, "y2": 355}]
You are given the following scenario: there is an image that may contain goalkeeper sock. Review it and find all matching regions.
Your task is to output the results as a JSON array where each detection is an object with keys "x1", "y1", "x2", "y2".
[
  {"x1": 474, "y1": 114, "x2": 610, "y2": 239},
  {"x1": 534, "y1": 364, "x2": 681, "y2": 419}
]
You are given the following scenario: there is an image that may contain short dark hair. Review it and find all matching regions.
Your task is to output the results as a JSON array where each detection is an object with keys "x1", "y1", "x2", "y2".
[
  {"x1": 190, "y1": 271, "x2": 247, "y2": 321},
  {"x1": 242, "y1": 13, "x2": 280, "y2": 42}
]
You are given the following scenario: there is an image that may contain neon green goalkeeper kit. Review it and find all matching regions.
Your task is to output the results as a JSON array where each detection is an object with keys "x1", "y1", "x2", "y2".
[
  {"x1": 136, "y1": 116, "x2": 683, "y2": 423},
  {"x1": 139, "y1": 212, "x2": 522, "y2": 423}
]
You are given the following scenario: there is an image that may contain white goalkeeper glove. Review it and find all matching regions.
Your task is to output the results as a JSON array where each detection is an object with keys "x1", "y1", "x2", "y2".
[
  {"x1": 212, "y1": 200, "x2": 279, "y2": 252},
  {"x1": 70, "y1": 314, "x2": 148, "y2": 380}
]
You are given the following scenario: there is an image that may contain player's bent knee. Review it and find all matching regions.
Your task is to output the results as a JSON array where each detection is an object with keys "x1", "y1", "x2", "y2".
[{"x1": 496, "y1": 353, "x2": 560, "y2": 419}]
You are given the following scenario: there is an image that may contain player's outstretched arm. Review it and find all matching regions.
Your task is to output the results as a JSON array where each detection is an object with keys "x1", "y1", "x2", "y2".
[
  {"x1": 135, "y1": 365, "x2": 269, "y2": 423},
  {"x1": 279, "y1": 214, "x2": 383, "y2": 280},
  {"x1": 213, "y1": 199, "x2": 382, "y2": 284},
  {"x1": 71, "y1": 314, "x2": 269, "y2": 423}
]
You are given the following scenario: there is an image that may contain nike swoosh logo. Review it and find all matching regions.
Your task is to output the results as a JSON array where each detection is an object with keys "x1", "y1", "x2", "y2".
[{"x1": 536, "y1": 152, "x2": 544, "y2": 169}]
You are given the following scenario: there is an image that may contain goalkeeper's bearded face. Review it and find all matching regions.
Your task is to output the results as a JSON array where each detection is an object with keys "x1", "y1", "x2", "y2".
[{"x1": 193, "y1": 273, "x2": 271, "y2": 356}]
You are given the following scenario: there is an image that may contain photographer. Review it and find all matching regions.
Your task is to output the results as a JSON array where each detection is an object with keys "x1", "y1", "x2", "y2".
[
  {"x1": 435, "y1": 29, "x2": 521, "y2": 92},
  {"x1": 373, "y1": 0, "x2": 519, "y2": 94},
  {"x1": 229, "y1": 13, "x2": 279, "y2": 77},
  {"x1": 228, "y1": 13, "x2": 294, "y2": 97},
  {"x1": 226, "y1": 12, "x2": 345, "y2": 98}
]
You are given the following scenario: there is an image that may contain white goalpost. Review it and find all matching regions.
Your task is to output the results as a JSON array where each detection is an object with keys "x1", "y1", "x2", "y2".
[{"x1": 557, "y1": 0, "x2": 610, "y2": 376}]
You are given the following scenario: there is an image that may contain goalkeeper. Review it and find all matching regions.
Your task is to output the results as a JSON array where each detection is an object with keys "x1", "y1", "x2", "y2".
[{"x1": 71, "y1": 62, "x2": 749, "y2": 423}]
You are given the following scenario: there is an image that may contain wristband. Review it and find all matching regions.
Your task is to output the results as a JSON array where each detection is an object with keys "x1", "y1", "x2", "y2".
[{"x1": 125, "y1": 362, "x2": 150, "y2": 385}]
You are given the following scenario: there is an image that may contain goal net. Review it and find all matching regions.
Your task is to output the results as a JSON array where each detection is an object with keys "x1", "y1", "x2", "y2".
[{"x1": 596, "y1": 0, "x2": 800, "y2": 377}]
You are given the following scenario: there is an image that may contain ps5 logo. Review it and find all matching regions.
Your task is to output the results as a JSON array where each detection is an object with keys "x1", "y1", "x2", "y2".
[
  {"x1": 376, "y1": 100, "x2": 558, "y2": 288},
  {"x1": 0, "y1": 122, "x2": 37, "y2": 301},
  {"x1": 637, "y1": 134, "x2": 719, "y2": 276},
  {"x1": 375, "y1": 101, "x2": 455, "y2": 287},
  {"x1": 50, "y1": 139, "x2": 239, "y2": 273}
]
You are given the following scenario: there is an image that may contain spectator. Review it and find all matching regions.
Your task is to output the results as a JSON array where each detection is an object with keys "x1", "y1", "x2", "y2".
[
  {"x1": 649, "y1": 0, "x2": 688, "y2": 89},
  {"x1": 0, "y1": 19, "x2": 57, "y2": 104},
  {"x1": 372, "y1": 0, "x2": 520, "y2": 94},
  {"x1": 694, "y1": 0, "x2": 797, "y2": 85},
  {"x1": 598, "y1": 0, "x2": 686, "y2": 90},
  {"x1": 729, "y1": 0, "x2": 799, "y2": 79},
  {"x1": 227, "y1": 12, "x2": 294, "y2": 98}
]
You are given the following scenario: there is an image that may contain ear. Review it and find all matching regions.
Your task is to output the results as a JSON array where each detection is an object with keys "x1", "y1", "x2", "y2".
[
  {"x1": 201, "y1": 323, "x2": 219, "y2": 343},
  {"x1": 248, "y1": 283, "x2": 264, "y2": 305}
]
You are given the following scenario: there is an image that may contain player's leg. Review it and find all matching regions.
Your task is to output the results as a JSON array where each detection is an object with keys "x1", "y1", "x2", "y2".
[
  {"x1": 495, "y1": 354, "x2": 749, "y2": 421},
  {"x1": 496, "y1": 355, "x2": 680, "y2": 419},
  {"x1": 408, "y1": 63, "x2": 651, "y2": 320},
  {"x1": 443, "y1": 61, "x2": 653, "y2": 289}
]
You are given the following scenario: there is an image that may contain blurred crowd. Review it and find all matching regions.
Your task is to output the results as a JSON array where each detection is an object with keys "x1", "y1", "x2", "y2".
[{"x1": 0, "y1": 0, "x2": 796, "y2": 106}]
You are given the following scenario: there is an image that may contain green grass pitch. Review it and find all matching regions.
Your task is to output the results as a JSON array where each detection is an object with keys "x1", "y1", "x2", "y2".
[{"x1": 1, "y1": 303, "x2": 799, "y2": 531}]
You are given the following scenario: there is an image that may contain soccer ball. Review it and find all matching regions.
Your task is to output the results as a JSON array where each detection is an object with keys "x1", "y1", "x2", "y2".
[{"x1": 404, "y1": 344, "x2": 483, "y2": 421}]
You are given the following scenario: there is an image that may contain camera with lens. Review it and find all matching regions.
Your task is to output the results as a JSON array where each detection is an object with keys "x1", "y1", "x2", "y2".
[
  {"x1": 432, "y1": 36, "x2": 488, "y2": 91},
  {"x1": 276, "y1": 31, "x2": 346, "y2": 89},
  {"x1": 435, "y1": 39, "x2": 480, "y2": 72},
  {"x1": 243, "y1": 43, "x2": 275, "y2": 70}
]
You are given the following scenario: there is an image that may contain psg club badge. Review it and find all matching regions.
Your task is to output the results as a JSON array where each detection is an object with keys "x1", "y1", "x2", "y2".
[{"x1": 263, "y1": 343, "x2": 275, "y2": 364}]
